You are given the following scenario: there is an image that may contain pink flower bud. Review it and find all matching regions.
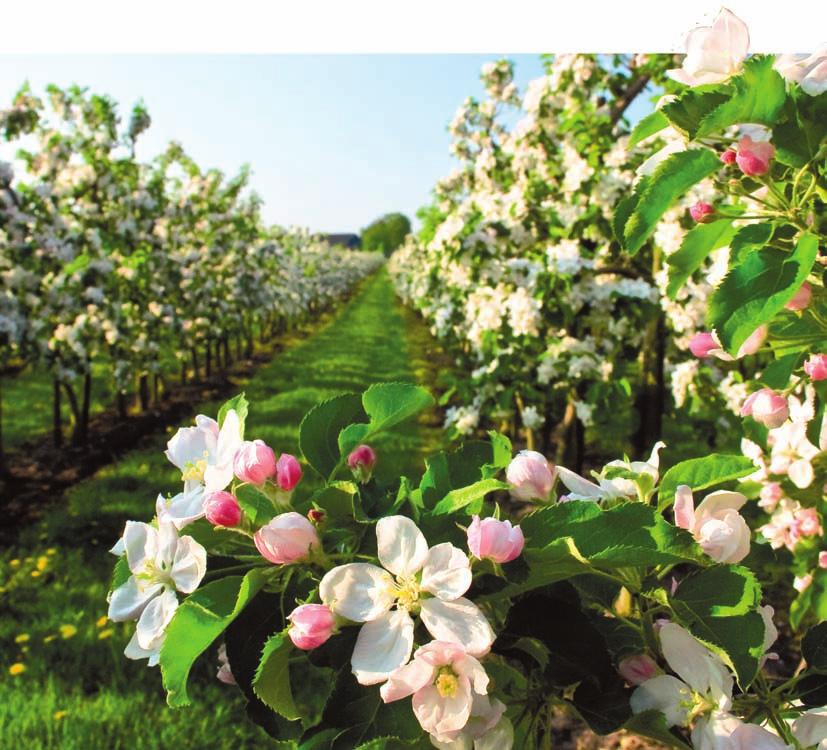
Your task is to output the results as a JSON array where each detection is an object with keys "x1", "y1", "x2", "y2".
[
  {"x1": 721, "y1": 149, "x2": 737, "y2": 165},
  {"x1": 618, "y1": 654, "x2": 659, "y2": 686},
  {"x1": 275, "y1": 453, "x2": 302, "y2": 491},
  {"x1": 233, "y1": 439, "x2": 277, "y2": 485},
  {"x1": 506, "y1": 450, "x2": 555, "y2": 502},
  {"x1": 736, "y1": 135, "x2": 775, "y2": 177},
  {"x1": 785, "y1": 282, "x2": 812, "y2": 311},
  {"x1": 347, "y1": 444, "x2": 377, "y2": 483},
  {"x1": 254, "y1": 512, "x2": 319, "y2": 564},
  {"x1": 741, "y1": 388, "x2": 789, "y2": 429},
  {"x1": 307, "y1": 508, "x2": 325, "y2": 524},
  {"x1": 689, "y1": 202, "x2": 715, "y2": 223},
  {"x1": 804, "y1": 354, "x2": 827, "y2": 382},
  {"x1": 467, "y1": 515, "x2": 525, "y2": 563},
  {"x1": 689, "y1": 332, "x2": 719, "y2": 358},
  {"x1": 819, "y1": 551, "x2": 827, "y2": 569},
  {"x1": 288, "y1": 604, "x2": 335, "y2": 650},
  {"x1": 737, "y1": 325, "x2": 767, "y2": 357},
  {"x1": 204, "y1": 490, "x2": 242, "y2": 527},
  {"x1": 758, "y1": 482, "x2": 782, "y2": 512}
]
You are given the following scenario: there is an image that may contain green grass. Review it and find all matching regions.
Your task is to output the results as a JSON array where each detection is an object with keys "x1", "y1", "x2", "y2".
[{"x1": 0, "y1": 270, "x2": 445, "y2": 749}]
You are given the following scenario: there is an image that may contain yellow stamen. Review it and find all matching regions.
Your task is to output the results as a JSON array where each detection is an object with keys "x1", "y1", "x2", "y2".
[
  {"x1": 181, "y1": 458, "x2": 208, "y2": 483},
  {"x1": 435, "y1": 672, "x2": 459, "y2": 698}
]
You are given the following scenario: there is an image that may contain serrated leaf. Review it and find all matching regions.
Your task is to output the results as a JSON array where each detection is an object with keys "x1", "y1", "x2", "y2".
[
  {"x1": 695, "y1": 55, "x2": 787, "y2": 138},
  {"x1": 109, "y1": 554, "x2": 130, "y2": 593},
  {"x1": 487, "y1": 430, "x2": 512, "y2": 469},
  {"x1": 299, "y1": 393, "x2": 365, "y2": 479},
  {"x1": 236, "y1": 483, "x2": 277, "y2": 527},
  {"x1": 431, "y1": 478, "x2": 509, "y2": 515},
  {"x1": 217, "y1": 392, "x2": 248, "y2": 434},
  {"x1": 662, "y1": 87, "x2": 729, "y2": 139},
  {"x1": 709, "y1": 232, "x2": 819, "y2": 354},
  {"x1": 253, "y1": 632, "x2": 298, "y2": 720},
  {"x1": 624, "y1": 711, "x2": 692, "y2": 750},
  {"x1": 658, "y1": 454, "x2": 756, "y2": 506},
  {"x1": 161, "y1": 570, "x2": 266, "y2": 707},
  {"x1": 628, "y1": 109, "x2": 669, "y2": 147},
  {"x1": 622, "y1": 149, "x2": 722, "y2": 254},
  {"x1": 728, "y1": 222, "x2": 775, "y2": 265},
  {"x1": 666, "y1": 219, "x2": 738, "y2": 299}
]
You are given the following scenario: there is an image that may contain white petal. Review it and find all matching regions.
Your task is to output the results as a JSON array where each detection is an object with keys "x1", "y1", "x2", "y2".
[
  {"x1": 351, "y1": 608, "x2": 414, "y2": 685},
  {"x1": 420, "y1": 543, "x2": 472, "y2": 601},
  {"x1": 556, "y1": 466, "x2": 606, "y2": 499},
  {"x1": 136, "y1": 588, "x2": 179, "y2": 650},
  {"x1": 792, "y1": 707, "x2": 827, "y2": 748},
  {"x1": 156, "y1": 487, "x2": 206, "y2": 529},
  {"x1": 454, "y1": 653, "x2": 489, "y2": 695},
  {"x1": 165, "y1": 423, "x2": 210, "y2": 472},
  {"x1": 380, "y1": 657, "x2": 435, "y2": 703},
  {"x1": 319, "y1": 563, "x2": 395, "y2": 622},
  {"x1": 124, "y1": 629, "x2": 163, "y2": 666},
  {"x1": 476, "y1": 716, "x2": 515, "y2": 750},
  {"x1": 107, "y1": 577, "x2": 163, "y2": 622},
  {"x1": 420, "y1": 597, "x2": 495, "y2": 657},
  {"x1": 171, "y1": 535, "x2": 207, "y2": 593},
  {"x1": 122, "y1": 521, "x2": 157, "y2": 574},
  {"x1": 690, "y1": 711, "x2": 743, "y2": 750},
  {"x1": 204, "y1": 462, "x2": 235, "y2": 494},
  {"x1": 788, "y1": 458, "x2": 814, "y2": 489},
  {"x1": 660, "y1": 623, "x2": 732, "y2": 704},
  {"x1": 377, "y1": 516, "x2": 429, "y2": 577},
  {"x1": 413, "y1": 679, "x2": 473, "y2": 741},
  {"x1": 694, "y1": 491, "x2": 747, "y2": 521},
  {"x1": 630, "y1": 675, "x2": 693, "y2": 727}
]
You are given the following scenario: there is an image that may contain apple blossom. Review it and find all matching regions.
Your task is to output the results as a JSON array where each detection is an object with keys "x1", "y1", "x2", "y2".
[
  {"x1": 691, "y1": 711, "x2": 790, "y2": 750},
  {"x1": 276, "y1": 453, "x2": 303, "y2": 491},
  {"x1": 689, "y1": 202, "x2": 715, "y2": 223},
  {"x1": 767, "y1": 421, "x2": 819, "y2": 488},
  {"x1": 204, "y1": 490, "x2": 242, "y2": 527},
  {"x1": 467, "y1": 516, "x2": 524, "y2": 563},
  {"x1": 775, "y1": 47, "x2": 827, "y2": 96},
  {"x1": 319, "y1": 516, "x2": 494, "y2": 685},
  {"x1": 785, "y1": 282, "x2": 812, "y2": 311},
  {"x1": 689, "y1": 332, "x2": 719, "y2": 358},
  {"x1": 108, "y1": 519, "x2": 207, "y2": 665},
  {"x1": 505, "y1": 450, "x2": 554, "y2": 502},
  {"x1": 288, "y1": 604, "x2": 336, "y2": 650},
  {"x1": 820, "y1": 551, "x2": 827, "y2": 569},
  {"x1": 347, "y1": 444, "x2": 377, "y2": 483},
  {"x1": 233, "y1": 439, "x2": 277, "y2": 485},
  {"x1": 254, "y1": 512, "x2": 319, "y2": 565},
  {"x1": 674, "y1": 486, "x2": 751, "y2": 563},
  {"x1": 618, "y1": 654, "x2": 660, "y2": 686},
  {"x1": 429, "y1": 693, "x2": 513, "y2": 750},
  {"x1": 792, "y1": 708, "x2": 827, "y2": 750},
  {"x1": 736, "y1": 136, "x2": 775, "y2": 177},
  {"x1": 631, "y1": 623, "x2": 733, "y2": 727},
  {"x1": 380, "y1": 640, "x2": 490, "y2": 744},
  {"x1": 741, "y1": 389, "x2": 789, "y2": 429},
  {"x1": 758, "y1": 482, "x2": 782, "y2": 512},
  {"x1": 721, "y1": 149, "x2": 737, "y2": 165},
  {"x1": 667, "y1": 9, "x2": 749, "y2": 86},
  {"x1": 804, "y1": 354, "x2": 827, "y2": 382}
]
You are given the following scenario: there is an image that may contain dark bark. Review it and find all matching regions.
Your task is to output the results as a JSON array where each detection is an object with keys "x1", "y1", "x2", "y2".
[
  {"x1": 205, "y1": 343, "x2": 212, "y2": 378},
  {"x1": 138, "y1": 374, "x2": 150, "y2": 412},
  {"x1": 53, "y1": 378, "x2": 63, "y2": 447},
  {"x1": 190, "y1": 347, "x2": 199, "y2": 381},
  {"x1": 117, "y1": 391, "x2": 128, "y2": 420}
]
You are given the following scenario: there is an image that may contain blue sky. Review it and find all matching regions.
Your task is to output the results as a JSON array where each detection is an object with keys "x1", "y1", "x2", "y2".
[{"x1": 0, "y1": 55, "x2": 647, "y2": 233}]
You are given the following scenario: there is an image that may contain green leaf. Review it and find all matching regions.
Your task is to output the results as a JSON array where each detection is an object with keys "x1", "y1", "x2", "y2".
[
  {"x1": 662, "y1": 88, "x2": 729, "y2": 139},
  {"x1": 658, "y1": 454, "x2": 757, "y2": 506},
  {"x1": 666, "y1": 219, "x2": 738, "y2": 299},
  {"x1": 431, "y1": 478, "x2": 509, "y2": 515},
  {"x1": 418, "y1": 441, "x2": 498, "y2": 511},
  {"x1": 695, "y1": 55, "x2": 787, "y2": 137},
  {"x1": 487, "y1": 430, "x2": 512, "y2": 470},
  {"x1": 622, "y1": 149, "x2": 722, "y2": 254},
  {"x1": 728, "y1": 222, "x2": 775, "y2": 265},
  {"x1": 709, "y1": 232, "x2": 819, "y2": 354},
  {"x1": 217, "y1": 393, "x2": 249, "y2": 434},
  {"x1": 760, "y1": 353, "x2": 802, "y2": 389},
  {"x1": 110, "y1": 554, "x2": 130, "y2": 593},
  {"x1": 253, "y1": 632, "x2": 298, "y2": 720},
  {"x1": 628, "y1": 109, "x2": 669, "y2": 148},
  {"x1": 299, "y1": 393, "x2": 365, "y2": 479},
  {"x1": 802, "y1": 621, "x2": 827, "y2": 671},
  {"x1": 63, "y1": 252, "x2": 91, "y2": 276},
  {"x1": 161, "y1": 570, "x2": 266, "y2": 707},
  {"x1": 624, "y1": 711, "x2": 692, "y2": 750},
  {"x1": 236, "y1": 484, "x2": 277, "y2": 526},
  {"x1": 670, "y1": 565, "x2": 765, "y2": 686}
]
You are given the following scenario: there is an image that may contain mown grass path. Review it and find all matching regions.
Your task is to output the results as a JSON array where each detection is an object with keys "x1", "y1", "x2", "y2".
[{"x1": 0, "y1": 269, "x2": 445, "y2": 749}]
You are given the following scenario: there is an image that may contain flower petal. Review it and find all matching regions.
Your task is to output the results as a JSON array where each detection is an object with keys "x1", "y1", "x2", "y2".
[
  {"x1": 376, "y1": 516, "x2": 429, "y2": 577},
  {"x1": 420, "y1": 597, "x2": 495, "y2": 657},
  {"x1": 380, "y1": 657, "x2": 435, "y2": 703},
  {"x1": 630, "y1": 674, "x2": 693, "y2": 727},
  {"x1": 156, "y1": 487, "x2": 206, "y2": 529},
  {"x1": 420, "y1": 543, "x2": 472, "y2": 601},
  {"x1": 660, "y1": 623, "x2": 732, "y2": 705},
  {"x1": 694, "y1": 490, "x2": 747, "y2": 522},
  {"x1": 351, "y1": 608, "x2": 414, "y2": 685},
  {"x1": 413, "y1": 679, "x2": 473, "y2": 741},
  {"x1": 124, "y1": 629, "x2": 163, "y2": 666},
  {"x1": 673, "y1": 485, "x2": 695, "y2": 530},
  {"x1": 135, "y1": 588, "x2": 179, "y2": 650},
  {"x1": 319, "y1": 563, "x2": 394, "y2": 622},
  {"x1": 122, "y1": 521, "x2": 157, "y2": 574},
  {"x1": 556, "y1": 466, "x2": 605, "y2": 499},
  {"x1": 107, "y1": 576, "x2": 163, "y2": 622},
  {"x1": 171, "y1": 535, "x2": 207, "y2": 593}
]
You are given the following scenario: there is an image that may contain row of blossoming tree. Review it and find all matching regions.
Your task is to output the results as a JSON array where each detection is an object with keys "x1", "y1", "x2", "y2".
[
  {"x1": 0, "y1": 83, "x2": 382, "y2": 458},
  {"x1": 106, "y1": 10, "x2": 827, "y2": 749}
]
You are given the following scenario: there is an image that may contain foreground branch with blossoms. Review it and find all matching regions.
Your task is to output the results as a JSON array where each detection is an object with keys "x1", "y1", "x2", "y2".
[{"x1": 106, "y1": 385, "x2": 827, "y2": 749}]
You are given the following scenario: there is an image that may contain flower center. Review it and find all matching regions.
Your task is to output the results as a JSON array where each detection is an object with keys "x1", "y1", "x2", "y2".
[
  {"x1": 137, "y1": 559, "x2": 172, "y2": 588},
  {"x1": 435, "y1": 669, "x2": 459, "y2": 698},
  {"x1": 395, "y1": 577, "x2": 420, "y2": 610},
  {"x1": 181, "y1": 457, "x2": 208, "y2": 483}
]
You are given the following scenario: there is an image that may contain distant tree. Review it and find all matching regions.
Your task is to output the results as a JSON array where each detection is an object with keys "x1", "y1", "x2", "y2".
[{"x1": 361, "y1": 213, "x2": 411, "y2": 256}]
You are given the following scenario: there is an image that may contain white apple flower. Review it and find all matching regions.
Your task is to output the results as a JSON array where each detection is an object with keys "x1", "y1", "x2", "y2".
[
  {"x1": 673, "y1": 487, "x2": 751, "y2": 563},
  {"x1": 692, "y1": 711, "x2": 791, "y2": 750},
  {"x1": 558, "y1": 442, "x2": 665, "y2": 501},
  {"x1": 159, "y1": 410, "x2": 243, "y2": 528},
  {"x1": 428, "y1": 692, "x2": 514, "y2": 749},
  {"x1": 319, "y1": 516, "x2": 495, "y2": 685},
  {"x1": 668, "y1": 8, "x2": 750, "y2": 86},
  {"x1": 630, "y1": 623, "x2": 733, "y2": 727},
  {"x1": 108, "y1": 519, "x2": 207, "y2": 666},
  {"x1": 775, "y1": 47, "x2": 827, "y2": 96},
  {"x1": 793, "y1": 707, "x2": 827, "y2": 750},
  {"x1": 767, "y1": 421, "x2": 819, "y2": 489}
]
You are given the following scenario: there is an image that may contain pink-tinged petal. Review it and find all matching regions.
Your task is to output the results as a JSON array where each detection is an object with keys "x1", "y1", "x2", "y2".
[
  {"x1": 630, "y1": 674, "x2": 693, "y2": 727},
  {"x1": 107, "y1": 577, "x2": 163, "y2": 622},
  {"x1": 420, "y1": 543, "x2": 472, "y2": 601},
  {"x1": 788, "y1": 458, "x2": 814, "y2": 489},
  {"x1": 380, "y1": 658, "x2": 435, "y2": 703},
  {"x1": 556, "y1": 466, "x2": 605, "y2": 500},
  {"x1": 319, "y1": 563, "x2": 394, "y2": 622},
  {"x1": 376, "y1": 516, "x2": 429, "y2": 577},
  {"x1": 453, "y1": 653, "x2": 489, "y2": 696},
  {"x1": 673, "y1": 486, "x2": 695, "y2": 530},
  {"x1": 170, "y1": 535, "x2": 207, "y2": 593},
  {"x1": 412, "y1": 679, "x2": 473, "y2": 740},
  {"x1": 420, "y1": 597, "x2": 495, "y2": 657},
  {"x1": 694, "y1": 491, "x2": 747, "y2": 522},
  {"x1": 713, "y1": 8, "x2": 750, "y2": 64},
  {"x1": 351, "y1": 608, "x2": 415, "y2": 685},
  {"x1": 415, "y1": 640, "x2": 467, "y2": 668},
  {"x1": 135, "y1": 588, "x2": 178, "y2": 650}
]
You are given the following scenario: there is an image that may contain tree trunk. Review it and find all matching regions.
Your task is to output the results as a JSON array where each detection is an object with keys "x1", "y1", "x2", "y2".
[
  {"x1": 223, "y1": 337, "x2": 231, "y2": 368},
  {"x1": 153, "y1": 373, "x2": 160, "y2": 405},
  {"x1": 62, "y1": 381, "x2": 81, "y2": 445},
  {"x1": 117, "y1": 391, "x2": 128, "y2": 420},
  {"x1": 0, "y1": 376, "x2": 5, "y2": 475},
  {"x1": 634, "y1": 312, "x2": 666, "y2": 456},
  {"x1": 191, "y1": 347, "x2": 199, "y2": 381},
  {"x1": 180, "y1": 360, "x2": 187, "y2": 385},
  {"x1": 138, "y1": 374, "x2": 150, "y2": 412},
  {"x1": 205, "y1": 343, "x2": 212, "y2": 378},
  {"x1": 78, "y1": 368, "x2": 92, "y2": 444},
  {"x1": 53, "y1": 378, "x2": 63, "y2": 448}
]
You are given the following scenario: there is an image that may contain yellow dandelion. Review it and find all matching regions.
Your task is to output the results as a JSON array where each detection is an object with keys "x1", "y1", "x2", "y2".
[
  {"x1": 36, "y1": 556, "x2": 49, "y2": 571},
  {"x1": 9, "y1": 663, "x2": 26, "y2": 676},
  {"x1": 53, "y1": 710, "x2": 68, "y2": 721},
  {"x1": 43, "y1": 635, "x2": 57, "y2": 644},
  {"x1": 96, "y1": 615, "x2": 108, "y2": 628},
  {"x1": 14, "y1": 634, "x2": 30, "y2": 644},
  {"x1": 59, "y1": 624, "x2": 77, "y2": 639},
  {"x1": 30, "y1": 570, "x2": 42, "y2": 578},
  {"x1": 47, "y1": 548, "x2": 58, "y2": 556},
  {"x1": 10, "y1": 559, "x2": 20, "y2": 568},
  {"x1": 98, "y1": 628, "x2": 114, "y2": 640}
]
